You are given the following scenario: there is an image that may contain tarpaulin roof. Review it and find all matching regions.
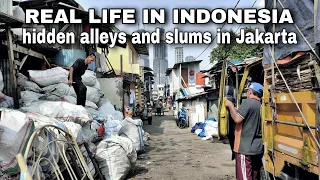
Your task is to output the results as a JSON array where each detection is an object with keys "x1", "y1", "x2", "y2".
[{"x1": 263, "y1": 0, "x2": 320, "y2": 65}]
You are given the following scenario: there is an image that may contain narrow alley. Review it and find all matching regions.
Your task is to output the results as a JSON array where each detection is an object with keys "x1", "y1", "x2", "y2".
[{"x1": 127, "y1": 113, "x2": 235, "y2": 180}]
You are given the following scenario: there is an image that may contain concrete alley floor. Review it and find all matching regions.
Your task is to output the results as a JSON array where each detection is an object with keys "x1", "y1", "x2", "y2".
[{"x1": 127, "y1": 112, "x2": 235, "y2": 180}]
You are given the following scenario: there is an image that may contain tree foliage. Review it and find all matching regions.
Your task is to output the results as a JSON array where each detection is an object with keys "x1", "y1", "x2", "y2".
[{"x1": 210, "y1": 27, "x2": 263, "y2": 62}]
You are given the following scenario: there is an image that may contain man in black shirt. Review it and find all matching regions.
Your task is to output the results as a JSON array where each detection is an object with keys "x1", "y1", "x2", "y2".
[
  {"x1": 225, "y1": 82, "x2": 264, "y2": 180},
  {"x1": 68, "y1": 53, "x2": 96, "y2": 106}
]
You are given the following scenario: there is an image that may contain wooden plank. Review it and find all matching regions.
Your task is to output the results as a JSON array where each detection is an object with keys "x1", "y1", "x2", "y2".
[
  {"x1": 3, "y1": 42, "x2": 44, "y2": 59},
  {"x1": 60, "y1": 24, "x2": 71, "y2": 32},
  {"x1": 43, "y1": 56, "x2": 52, "y2": 68},
  {"x1": 19, "y1": 53, "x2": 29, "y2": 70},
  {"x1": 0, "y1": 12, "x2": 23, "y2": 27},
  {"x1": 14, "y1": 60, "x2": 21, "y2": 67},
  {"x1": 6, "y1": 26, "x2": 18, "y2": 108}
]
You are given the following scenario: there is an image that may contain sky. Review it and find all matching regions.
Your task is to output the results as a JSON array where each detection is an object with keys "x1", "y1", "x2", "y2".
[{"x1": 77, "y1": 0, "x2": 264, "y2": 69}]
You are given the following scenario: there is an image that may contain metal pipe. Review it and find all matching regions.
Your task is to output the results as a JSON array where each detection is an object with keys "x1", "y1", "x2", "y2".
[{"x1": 265, "y1": 119, "x2": 318, "y2": 130}]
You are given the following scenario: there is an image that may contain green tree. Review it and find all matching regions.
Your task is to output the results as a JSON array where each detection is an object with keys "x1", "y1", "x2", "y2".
[{"x1": 210, "y1": 27, "x2": 263, "y2": 62}]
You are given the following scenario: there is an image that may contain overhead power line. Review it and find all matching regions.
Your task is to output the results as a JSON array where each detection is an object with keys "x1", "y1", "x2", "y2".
[
  {"x1": 200, "y1": 0, "x2": 259, "y2": 69},
  {"x1": 195, "y1": 0, "x2": 242, "y2": 60}
]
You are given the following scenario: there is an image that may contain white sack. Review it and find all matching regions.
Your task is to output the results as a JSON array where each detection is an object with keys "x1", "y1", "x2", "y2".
[
  {"x1": 0, "y1": 95, "x2": 14, "y2": 108},
  {"x1": 0, "y1": 70, "x2": 3, "y2": 92},
  {"x1": 43, "y1": 83, "x2": 102, "y2": 104},
  {"x1": 195, "y1": 129, "x2": 202, "y2": 135},
  {"x1": 61, "y1": 96, "x2": 98, "y2": 109},
  {"x1": 45, "y1": 93, "x2": 62, "y2": 101},
  {"x1": 81, "y1": 70, "x2": 97, "y2": 87},
  {"x1": 34, "y1": 129, "x2": 60, "y2": 172},
  {"x1": 26, "y1": 112, "x2": 69, "y2": 160},
  {"x1": 63, "y1": 122, "x2": 84, "y2": 144},
  {"x1": 98, "y1": 101, "x2": 116, "y2": 117},
  {"x1": 43, "y1": 83, "x2": 76, "y2": 97},
  {"x1": 0, "y1": 109, "x2": 35, "y2": 175},
  {"x1": 98, "y1": 98, "x2": 110, "y2": 108},
  {"x1": 104, "y1": 119, "x2": 123, "y2": 137},
  {"x1": 82, "y1": 122, "x2": 96, "y2": 142},
  {"x1": 120, "y1": 118, "x2": 145, "y2": 153},
  {"x1": 26, "y1": 112, "x2": 67, "y2": 130},
  {"x1": 21, "y1": 91, "x2": 46, "y2": 106},
  {"x1": 96, "y1": 136, "x2": 137, "y2": 180},
  {"x1": 93, "y1": 80, "x2": 101, "y2": 90},
  {"x1": 11, "y1": 6, "x2": 25, "y2": 36},
  {"x1": 204, "y1": 121, "x2": 218, "y2": 138},
  {"x1": 112, "y1": 111, "x2": 124, "y2": 121},
  {"x1": 28, "y1": 67, "x2": 69, "y2": 87},
  {"x1": 86, "y1": 86, "x2": 104, "y2": 104},
  {"x1": 86, "y1": 108, "x2": 107, "y2": 122},
  {"x1": 18, "y1": 73, "x2": 43, "y2": 93},
  {"x1": 20, "y1": 101, "x2": 92, "y2": 125}
]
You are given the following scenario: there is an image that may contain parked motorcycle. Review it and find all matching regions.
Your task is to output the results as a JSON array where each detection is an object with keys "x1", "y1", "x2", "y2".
[{"x1": 176, "y1": 108, "x2": 187, "y2": 129}]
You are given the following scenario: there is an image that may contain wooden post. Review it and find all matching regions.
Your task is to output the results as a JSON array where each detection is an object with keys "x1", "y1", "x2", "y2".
[
  {"x1": 120, "y1": 55, "x2": 124, "y2": 116},
  {"x1": 6, "y1": 26, "x2": 18, "y2": 108}
]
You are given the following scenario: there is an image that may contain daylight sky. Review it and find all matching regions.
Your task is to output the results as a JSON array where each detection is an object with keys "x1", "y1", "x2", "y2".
[{"x1": 77, "y1": 0, "x2": 265, "y2": 69}]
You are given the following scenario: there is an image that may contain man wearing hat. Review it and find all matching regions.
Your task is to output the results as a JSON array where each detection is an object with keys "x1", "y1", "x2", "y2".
[{"x1": 225, "y1": 82, "x2": 264, "y2": 180}]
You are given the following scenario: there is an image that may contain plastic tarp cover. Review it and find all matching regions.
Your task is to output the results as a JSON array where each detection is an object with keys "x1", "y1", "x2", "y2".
[
  {"x1": 95, "y1": 136, "x2": 137, "y2": 180},
  {"x1": 263, "y1": 0, "x2": 320, "y2": 65},
  {"x1": 0, "y1": 109, "x2": 35, "y2": 175}
]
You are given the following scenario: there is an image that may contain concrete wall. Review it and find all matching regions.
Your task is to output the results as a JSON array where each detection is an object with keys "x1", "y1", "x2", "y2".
[
  {"x1": 98, "y1": 78, "x2": 124, "y2": 111},
  {"x1": 105, "y1": 40, "x2": 139, "y2": 75}
]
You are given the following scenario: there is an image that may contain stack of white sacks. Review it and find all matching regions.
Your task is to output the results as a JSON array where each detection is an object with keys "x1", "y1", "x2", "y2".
[{"x1": 0, "y1": 67, "x2": 150, "y2": 179}]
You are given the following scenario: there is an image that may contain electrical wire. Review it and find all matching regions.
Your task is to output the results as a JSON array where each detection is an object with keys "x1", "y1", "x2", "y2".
[
  {"x1": 195, "y1": 0, "x2": 242, "y2": 61},
  {"x1": 200, "y1": 0, "x2": 259, "y2": 69}
]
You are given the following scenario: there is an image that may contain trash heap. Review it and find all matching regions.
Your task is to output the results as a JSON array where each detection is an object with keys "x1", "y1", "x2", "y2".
[
  {"x1": 191, "y1": 118, "x2": 218, "y2": 140},
  {"x1": 0, "y1": 67, "x2": 150, "y2": 180}
]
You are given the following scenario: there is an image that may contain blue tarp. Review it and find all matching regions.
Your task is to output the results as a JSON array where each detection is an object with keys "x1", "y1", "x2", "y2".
[{"x1": 191, "y1": 118, "x2": 217, "y2": 137}]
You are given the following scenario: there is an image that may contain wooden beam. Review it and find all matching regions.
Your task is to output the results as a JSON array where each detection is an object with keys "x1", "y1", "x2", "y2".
[
  {"x1": 19, "y1": 53, "x2": 29, "y2": 70},
  {"x1": 43, "y1": 56, "x2": 52, "y2": 68},
  {"x1": 14, "y1": 60, "x2": 21, "y2": 67},
  {"x1": 6, "y1": 26, "x2": 19, "y2": 108},
  {"x1": 3, "y1": 42, "x2": 44, "y2": 59},
  {"x1": 60, "y1": 24, "x2": 70, "y2": 32}
]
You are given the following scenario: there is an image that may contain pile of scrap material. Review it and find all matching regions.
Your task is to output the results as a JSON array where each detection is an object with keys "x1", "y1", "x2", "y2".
[
  {"x1": 265, "y1": 53, "x2": 316, "y2": 93},
  {"x1": 18, "y1": 68, "x2": 104, "y2": 107},
  {"x1": 0, "y1": 67, "x2": 150, "y2": 179}
]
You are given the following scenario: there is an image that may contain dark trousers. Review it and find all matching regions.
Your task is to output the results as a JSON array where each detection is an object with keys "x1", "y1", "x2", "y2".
[
  {"x1": 72, "y1": 80, "x2": 87, "y2": 107},
  {"x1": 235, "y1": 153, "x2": 263, "y2": 180}
]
